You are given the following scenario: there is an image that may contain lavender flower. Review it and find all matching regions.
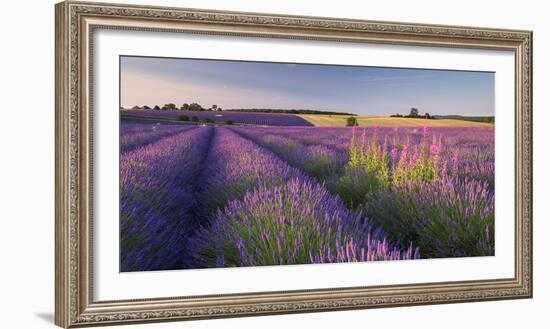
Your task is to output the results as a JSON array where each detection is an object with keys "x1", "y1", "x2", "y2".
[{"x1": 190, "y1": 178, "x2": 418, "y2": 267}]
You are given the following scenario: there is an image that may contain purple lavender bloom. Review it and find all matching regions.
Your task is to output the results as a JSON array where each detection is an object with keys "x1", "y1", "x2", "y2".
[
  {"x1": 231, "y1": 127, "x2": 348, "y2": 180},
  {"x1": 120, "y1": 121, "x2": 196, "y2": 153},
  {"x1": 190, "y1": 178, "x2": 418, "y2": 267},
  {"x1": 363, "y1": 176, "x2": 494, "y2": 257},
  {"x1": 199, "y1": 128, "x2": 306, "y2": 212}
]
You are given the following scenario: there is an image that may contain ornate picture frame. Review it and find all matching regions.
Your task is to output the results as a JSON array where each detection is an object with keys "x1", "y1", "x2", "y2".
[{"x1": 55, "y1": 1, "x2": 532, "y2": 327}]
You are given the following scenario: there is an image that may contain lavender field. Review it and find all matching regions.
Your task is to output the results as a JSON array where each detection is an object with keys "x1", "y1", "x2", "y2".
[
  {"x1": 122, "y1": 109, "x2": 313, "y2": 126},
  {"x1": 120, "y1": 120, "x2": 494, "y2": 272}
]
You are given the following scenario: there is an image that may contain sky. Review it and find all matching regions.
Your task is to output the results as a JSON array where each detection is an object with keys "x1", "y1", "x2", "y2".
[{"x1": 120, "y1": 56, "x2": 495, "y2": 116}]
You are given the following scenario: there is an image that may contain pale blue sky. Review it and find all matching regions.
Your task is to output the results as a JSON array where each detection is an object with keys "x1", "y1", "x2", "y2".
[{"x1": 120, "y1": 56, "x2": 494, "y2": 116}]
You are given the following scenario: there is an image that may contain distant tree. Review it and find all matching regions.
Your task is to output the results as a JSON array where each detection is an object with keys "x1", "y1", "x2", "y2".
[
  {"x1": 204, "y1": 118, "x2": 215, "y2": 124},
  {"x1": 153, "y1": 105, "x2": 161, "y2": 110},
  {"x1": 212, "y1": 105, "x2": 218, "y2": 111},
  {"x1": 181, "y1": 103, "x2": 189, "y2": 111},
  {"x1": 409, "y1": 107, "x2": 419, "y2": 117},
  {"x1": 131, "y1": 105, "x2": 141, "y2": 110},
  {"x1": 424, "y1": 113, "x2": 431, "y2": 119},
  {"x1": 225, "y1": 120, "x2": 234, "y2": 125},
  {"x1": 189, "y1": 103, "x2": 203, "y2": 111},
  {"x1": 191, "y1": 116, "x2": 199, "y2": 122},
  {"x1": 164, "y1": 103, "x2": 177, "y2": 111},
  {"x1": 346, "y1": 116, "x2": 358, "y2": 127},
  {"x1": 143, "y1": 105, "x2": 151, "y2": 110},
  {"x1": 217, "y1": 107, "x2": 222, "y2": 111},
  {"x1": 178, "y1": 115, "x2": 190, "y2": 121}
]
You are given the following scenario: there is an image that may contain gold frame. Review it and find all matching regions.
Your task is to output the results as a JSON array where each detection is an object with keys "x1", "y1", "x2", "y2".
[{"x1": 55, "y1": 1, "x2": 533, "y2": 327}]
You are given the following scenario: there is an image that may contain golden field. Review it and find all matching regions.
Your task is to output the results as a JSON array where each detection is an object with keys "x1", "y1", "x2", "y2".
[{"x1": 299, "y1": 115, "x2": 494, "y2": 127}]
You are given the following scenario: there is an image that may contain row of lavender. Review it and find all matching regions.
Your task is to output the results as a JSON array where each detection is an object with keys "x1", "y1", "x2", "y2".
[
  {"x1": 120, "y1": 121, "x2": 197, "y2": 153},
  {"x1": 121, "y1": 109, "x2": 314, "y2": 126},
  {"x1": 231, "y1": 126, "x2": 495, "y2": 258},
  {"x1": 120, "y1": 126, "x2": 214, "y2": 271}
]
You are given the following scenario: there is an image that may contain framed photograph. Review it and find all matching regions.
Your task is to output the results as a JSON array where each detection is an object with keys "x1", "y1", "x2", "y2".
[{"x1": 55, "y1": 1, "x2": 532, "y2": 327}]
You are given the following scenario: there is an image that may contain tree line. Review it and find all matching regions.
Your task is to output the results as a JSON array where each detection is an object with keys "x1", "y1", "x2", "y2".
[
  {"x1": 226, "y1": 108, "x2": 356, "y2": 116},
  {"x1": 126, "y1": 103, "x2": 222, "y2": 111},
  {"x1": 389, "y1": 108, "x2": 495, "y2": 123}
]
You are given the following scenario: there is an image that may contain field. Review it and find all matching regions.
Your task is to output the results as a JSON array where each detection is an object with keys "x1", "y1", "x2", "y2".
[
  {"x1": 299, "y1": 114, "x2": 495, "y2": 127},
  {"x1": 120, "y1": 113, "x2": 495, "y2": 272},
  {"x1": 122, "y1": 109, "x2": 313, "y2": 126}
]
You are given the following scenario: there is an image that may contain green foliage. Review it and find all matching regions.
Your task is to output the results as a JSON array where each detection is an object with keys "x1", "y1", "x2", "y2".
[
  {"x1": 191, "y1": 116, "x2": 199, "y2": 122},
  {"x1": 204, "y1": 118, "x2": 215, "y2": 124},
  {"x1": 331, "y1": 129, "x2": 390, "y2": 208},
  {"x1": 333, "y1": 129, "x2": 441, "y2": 209},
  {"x1": 346, "y1": 116, "x2": 358, "y2": 127},
  {"x1": 163, "y1": 103, "x2": 177, "y2": 110},
  {"x1": 392, "y1": 158, "x2": 438, "y2": 185},
  {"x1": 349, "y1": 130, "x2": 390, "y2": 187},
  {"x1": 178, "y1": 115, "x2": 190, "y2": 121},
  {"x1": 409, "y1": 107, "x2": 419, "y2": 117},
  {"x1": 225, "y1": 120, "x2": 234, "y2": 125},
  {"x1": 302, "y1": 155, "x2": 340, "y2": 180},
  {"x1": 188, "y1": 103, "x2": 203, "y2": 111},
  {"x1": 331, "y1": 171, "x2": 375, "y2": 208}
]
